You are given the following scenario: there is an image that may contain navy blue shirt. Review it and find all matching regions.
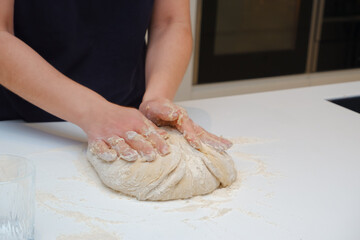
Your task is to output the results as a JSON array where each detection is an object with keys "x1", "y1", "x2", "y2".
[{"x1": 0, "y1": 0, "x2": 154, "y2": 121}]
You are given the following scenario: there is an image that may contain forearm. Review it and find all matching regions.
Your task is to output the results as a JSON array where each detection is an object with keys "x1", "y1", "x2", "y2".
[
  {"x1": 0, "y1": 31, "x2": 106, "y2": 127},
  {"x1": 143, "y1": 22, "x2": 192, "y2": 102}
]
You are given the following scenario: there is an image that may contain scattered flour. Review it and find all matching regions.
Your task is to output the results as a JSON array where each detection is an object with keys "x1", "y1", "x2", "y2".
[{"x1": 35, "y1": 135, "x2": 281, "y2": 237}]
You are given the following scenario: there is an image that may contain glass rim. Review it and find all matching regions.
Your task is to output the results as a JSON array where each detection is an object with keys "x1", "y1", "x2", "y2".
[{"x1": 0, "y1": 154, "x2": 35, "y2": 184}]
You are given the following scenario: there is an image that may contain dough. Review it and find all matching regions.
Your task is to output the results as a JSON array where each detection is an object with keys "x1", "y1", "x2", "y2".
[{"x1": 87, "y1": 127, "x2": 236, "y2": 201}]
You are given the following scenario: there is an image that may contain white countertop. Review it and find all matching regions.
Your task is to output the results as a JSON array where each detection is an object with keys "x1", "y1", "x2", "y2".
[{"x1": 1, "y1": 81, "x2": 360, "y2": 240}]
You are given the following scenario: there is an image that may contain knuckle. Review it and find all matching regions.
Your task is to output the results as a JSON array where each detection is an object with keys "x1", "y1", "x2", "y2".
[
  {"x1": 140, "y1": 150, "x2": 156, "y2": 162},
  {"x1": 134, "y1": 119, "x2": 148, "y2": 131},
  {"x1": 125, "y1": 131, "x2": 139, "y2": 141},
  {"x1": 107, "y1": 136, "x2": 125, "y2": 146}
]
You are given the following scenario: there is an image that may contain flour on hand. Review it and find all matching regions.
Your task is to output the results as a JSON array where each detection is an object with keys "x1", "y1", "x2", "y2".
[{"x1": 87, "y1": 127, "x2": 236, "y2": 201}]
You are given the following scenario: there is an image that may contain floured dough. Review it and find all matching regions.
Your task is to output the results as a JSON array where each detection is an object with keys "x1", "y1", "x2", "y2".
[{"x1": 87, "y1": 127, "x2": 236, "y2": 201}]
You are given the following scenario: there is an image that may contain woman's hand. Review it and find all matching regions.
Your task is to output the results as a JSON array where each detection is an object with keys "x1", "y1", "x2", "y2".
[
  {"x1": 139, "y1": 98, "x2": 232, "y2": 151},
  {"x1": 81, "y1": 101, "x2": 170, "y2": 162}
]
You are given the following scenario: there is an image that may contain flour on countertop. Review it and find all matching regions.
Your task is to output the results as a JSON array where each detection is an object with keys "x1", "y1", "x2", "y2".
[
  {"x1": 56, "y1": 227, "x2": 120, "y2": 240},
  {"x1": 35, "y1": 134, "x2": 281, "y2": 235},
  {"x1": 37, "y1": 191, "x2": 122, "y2": 239}
]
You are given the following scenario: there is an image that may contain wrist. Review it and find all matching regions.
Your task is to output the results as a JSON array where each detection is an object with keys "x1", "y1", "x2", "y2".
[
  {"x1": 142, "y1": 80, "x2": 178, "y2": 103},
  {"x1": 72, "y1": 94, "x2": 111, "y2": 133},
  {"x1": 142, "y1": 92, "x2": 172, "y2": 103}
]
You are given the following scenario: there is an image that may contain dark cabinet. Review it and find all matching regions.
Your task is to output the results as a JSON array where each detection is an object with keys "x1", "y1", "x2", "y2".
[
  {"x1": 197, "y1": 0, "x2": 313, "y2": 84},
  {"x1": 324, "y1": 0, "x2": 360, "y2": 17},
  {"x1": 317, "y1": 0, "x2": 360, "y2": 71},
  {"x1": 196, "y1": 0, "x2": 360, "y2": 84}
]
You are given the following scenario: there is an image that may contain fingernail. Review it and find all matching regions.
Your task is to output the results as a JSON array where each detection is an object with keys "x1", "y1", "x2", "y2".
[
  {"x1": 213, "y1": 144, "x2": 226, "y2": 152},
  {"x1": 99, "y1": 149, "x2": 118, "y2": 162},
  {"x1": 160, "y1": 144, "x2": 171, "y2": 156},
  {"x1": 222, "y1": 139, "x2": 233, "y2": 149},
  {"x1": 226, "y1": 141, "x2": 233, "y2": 148},
  {"x1": 121, "y1": 150, "x2": 138, "y2": 162},
  {"x1": 141, "y1": 151, "x2": 156, "y2": 162}
]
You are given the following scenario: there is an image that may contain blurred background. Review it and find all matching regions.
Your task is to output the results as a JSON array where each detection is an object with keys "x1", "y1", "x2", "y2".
[{"x1": 175, "y1": 0, "x2": 360, "y2": 100}]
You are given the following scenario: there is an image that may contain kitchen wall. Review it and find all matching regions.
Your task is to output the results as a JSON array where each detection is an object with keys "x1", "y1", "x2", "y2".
[{"x1": 175, "y1": 0, "x2": 360, "y2": 101}]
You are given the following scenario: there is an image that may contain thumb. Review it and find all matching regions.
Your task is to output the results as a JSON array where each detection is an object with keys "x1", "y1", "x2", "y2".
[{"x1": 145, "y1": 104, "x2": 179, "y2": 122}]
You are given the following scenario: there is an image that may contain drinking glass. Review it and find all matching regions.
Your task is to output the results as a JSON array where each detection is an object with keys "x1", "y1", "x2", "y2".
[{"x1": 0, "y1": 155, "x2": 35, "y2": 240}]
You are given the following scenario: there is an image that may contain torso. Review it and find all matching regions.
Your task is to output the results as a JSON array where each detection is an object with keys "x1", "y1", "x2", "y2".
[{"x1": 0, "y1": 0, "x2": 154, "y2": 121}]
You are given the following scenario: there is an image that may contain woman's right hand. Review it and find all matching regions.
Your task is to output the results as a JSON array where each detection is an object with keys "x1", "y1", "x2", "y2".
[{"x1": 80, "y1": 101, "x2": 170, "y2": 163}]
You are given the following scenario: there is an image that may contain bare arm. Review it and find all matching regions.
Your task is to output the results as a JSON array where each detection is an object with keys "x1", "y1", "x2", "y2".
[
  {"x1": 0, "y1": 0, "x2": 169, "y2": 161},
  {"x1": 0, "y1": 0, "x2": 105, "y2": 128},
  {"x1": 140, "y1": 0, "x2": 232, "y2": 151},
  {"x1": 142, "y1": 0, "x2": 192, "y2": 102}
]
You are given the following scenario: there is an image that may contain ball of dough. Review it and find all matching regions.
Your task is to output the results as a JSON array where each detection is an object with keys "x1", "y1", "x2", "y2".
[{"x1": 87, "y1": 128, "x2": 236, "y2": 201}]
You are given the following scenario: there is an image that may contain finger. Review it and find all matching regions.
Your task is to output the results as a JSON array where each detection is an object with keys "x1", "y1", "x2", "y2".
[
  {"x1": 139, "y1": 124, "x2": 170, "y2": 156},
  {"x1": 124, "y1": 131, "x2": 156, "y2": 162},
  {"x1": 175, "y1": 114, "x2": 201, "y2": 149},
  {"x1": 107, "y1": 136, "x2": 138, "y2": 162},
  {"x1": 196, "y1": 126, "x2": 233, "y2": 151},
  {"x1": 198, "y1": 133, "x2": 228, "y2": 152},
  {"x1": 89, "y1": 140, "x2": 117, "y2": 162}
]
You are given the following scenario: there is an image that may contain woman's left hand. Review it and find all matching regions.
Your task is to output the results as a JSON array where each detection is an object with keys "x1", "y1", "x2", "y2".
[{"x1": 139, "y1": 98, "x2": 232, "y2": 152}]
